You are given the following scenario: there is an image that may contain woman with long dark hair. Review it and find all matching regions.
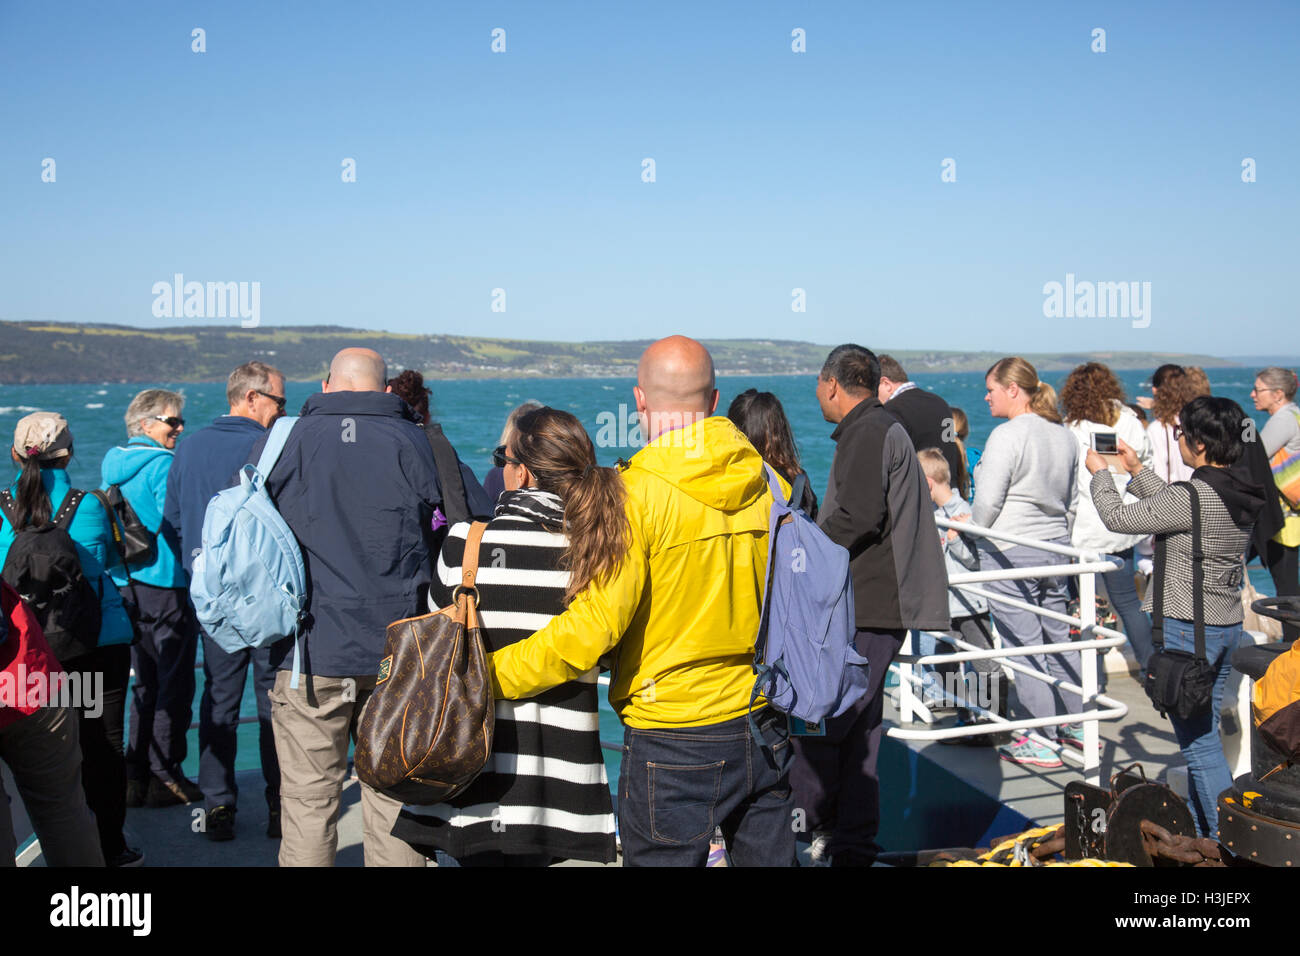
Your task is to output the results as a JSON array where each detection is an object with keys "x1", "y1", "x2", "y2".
[
  {"x1": 0, "y1": 412, "x2": 139, "y2": 865},
  {"x1": 727, "y1": 389, "x2": 818, "y2": 517},
  {"x1": 394, "y1": 407, "x2": 619, "y2": 866}
]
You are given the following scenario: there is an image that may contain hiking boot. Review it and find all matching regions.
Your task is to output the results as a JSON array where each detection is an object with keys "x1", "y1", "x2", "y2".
[
  {"x1": 107, "y1": 846, "x2": 145, "y2": 867},
  {"x1": 125, "y1": 779, "x2": 148, "y2": 808},
  {"x1": 267, "y1": 807, "x2": 282, "y2": 840},
  {"x1": 1057, "y1": 723, "x2": 1086, "y2": 751},
  {"x1": 146, "y1": 774, "x2": 203, "y2": 808},
  {"x1": 206, "y1": 806, "x2": 236, "y2": 842},
  {"x1": 997, "y1": 735, "x2": 1063, "y2": 769}
]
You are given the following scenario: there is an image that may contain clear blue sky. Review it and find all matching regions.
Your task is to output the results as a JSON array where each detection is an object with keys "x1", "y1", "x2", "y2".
[{"x1": 2, "y1": 1, "x2": 1296, "y2": 356}]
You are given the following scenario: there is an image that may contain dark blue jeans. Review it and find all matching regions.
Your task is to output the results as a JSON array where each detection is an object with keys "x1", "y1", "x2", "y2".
[
  {"x1": 198, "y1": 631, "x2": 280, "y2": 812},
  {"x1": 1162, "y1": 618, "x2": 1240, "y2": 838},
  {"x1": 617, "y1": 709, "x2": 796, "y2": 867}
]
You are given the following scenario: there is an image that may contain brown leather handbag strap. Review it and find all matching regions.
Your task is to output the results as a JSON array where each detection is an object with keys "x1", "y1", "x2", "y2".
[{"x1": 462, "y1": 521, "x2": 488, "y2": 590}]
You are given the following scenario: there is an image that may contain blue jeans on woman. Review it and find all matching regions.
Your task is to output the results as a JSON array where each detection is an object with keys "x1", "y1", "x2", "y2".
[
  {"x1": 1161, "y1": 617, "x2": 1241, "y2": 838},
  {"x1": 1101, "y1": 548, "x2": 1154, "y2": 673}
]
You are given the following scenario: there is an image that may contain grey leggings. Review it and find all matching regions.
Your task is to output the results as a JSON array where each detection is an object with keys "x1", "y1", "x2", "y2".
[{"x1": 978, "y1": 541, "x2": 1082, "y2": 739}]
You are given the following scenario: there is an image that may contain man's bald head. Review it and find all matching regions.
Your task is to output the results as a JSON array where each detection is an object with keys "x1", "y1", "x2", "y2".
[
  {"x1": 323, "y1": 348, "x2": 388, "y2": 393},
  {"x1": 637, "y1": 336, "x2": 717, "y2": 410},
  {"x1": 634, "y1": 336, "x2": 719, "y2": 441}
]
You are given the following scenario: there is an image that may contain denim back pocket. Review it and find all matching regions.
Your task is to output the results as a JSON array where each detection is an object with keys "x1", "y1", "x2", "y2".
[{"x1": 648, "y1": 760, "x2": 725, "y2": 845}]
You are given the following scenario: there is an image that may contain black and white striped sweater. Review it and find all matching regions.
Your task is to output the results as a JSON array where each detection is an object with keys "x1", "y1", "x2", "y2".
[{"x1": 391, "y1": 489, "x2": 617, "y2": 864}]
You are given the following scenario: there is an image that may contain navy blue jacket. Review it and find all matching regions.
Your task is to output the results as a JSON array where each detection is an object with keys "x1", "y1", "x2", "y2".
[
  {"x1": 164, "y1": 415, "x2": 269, "y2": 577},
  {"x1": 248, "y1": 391, "x2": 465, "y2": 678}
]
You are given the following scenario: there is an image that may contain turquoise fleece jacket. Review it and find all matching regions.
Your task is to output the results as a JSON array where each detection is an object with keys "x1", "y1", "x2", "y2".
[
  {"x1": 100, "y1": 436, "x2": 186, "y2": 588},
  {"x1": 0, "y1": 468, "x2": 135, "y2": 647}
]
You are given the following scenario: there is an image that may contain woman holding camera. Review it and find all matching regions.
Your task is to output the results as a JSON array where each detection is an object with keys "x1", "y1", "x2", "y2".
[{"x1": 1088, "y1": 396, "x2": 1266, "y2": 837}]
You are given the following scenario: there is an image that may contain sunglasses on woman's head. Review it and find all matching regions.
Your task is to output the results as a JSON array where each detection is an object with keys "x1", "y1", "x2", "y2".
[
  {"x1": 153, "y1": 415, "x2": 185, "y2": 428},
  {"x1": 493, "y1": 445, "x2": 521, "y2": 468}
]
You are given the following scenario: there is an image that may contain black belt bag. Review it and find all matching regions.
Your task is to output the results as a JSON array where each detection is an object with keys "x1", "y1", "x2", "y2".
[{"x1": 1144, "y1": 481, "x2": 1215, "y2": 720}]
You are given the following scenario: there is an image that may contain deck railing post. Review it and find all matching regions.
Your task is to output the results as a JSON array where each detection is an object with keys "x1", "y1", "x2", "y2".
[{"x1": 1078, "y1": 550, "x2": 1100, "y2": 787}]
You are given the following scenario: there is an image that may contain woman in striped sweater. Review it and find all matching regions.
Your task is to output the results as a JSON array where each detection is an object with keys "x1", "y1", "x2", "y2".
[{"x1": 392, "y1": 407, "x2": 621, "y2": 866}]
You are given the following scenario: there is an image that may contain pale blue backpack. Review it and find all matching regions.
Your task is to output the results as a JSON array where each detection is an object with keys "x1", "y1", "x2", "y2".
[
  {"x1": 191, "y1": 417, "x2": 308, "y2": 687},
  {"x1": 750, "y1": 465, "x2": 869, "y2": 739}
]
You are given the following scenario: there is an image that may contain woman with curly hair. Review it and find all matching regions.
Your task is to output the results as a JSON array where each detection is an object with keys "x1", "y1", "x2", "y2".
[
  {"x1": 1147, "y1": 367, "x2": 1211, "y2": 484},
  {"x1": 1060, "y1": 362, "x2": 1155, "y2": 672}
]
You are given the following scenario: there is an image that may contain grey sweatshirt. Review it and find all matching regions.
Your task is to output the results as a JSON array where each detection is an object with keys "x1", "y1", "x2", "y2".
[{"x1": 972, "y1": 412, "x2": 1079, "y2": 550}]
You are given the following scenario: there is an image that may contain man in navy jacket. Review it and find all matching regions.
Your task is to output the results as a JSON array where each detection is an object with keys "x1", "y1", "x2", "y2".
[
  {"x1": 164, "y1": 361, "x2": 287, "y2": 842},
  {"x1": 249, "y1": 347, "x2": 478, "y2": 867}
]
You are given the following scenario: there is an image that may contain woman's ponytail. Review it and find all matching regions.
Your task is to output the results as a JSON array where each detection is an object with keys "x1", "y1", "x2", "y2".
[
  {"x1": 558, "y1": 463, "x2": 629, "y2": 606},
  {"x1": 13, "y1": 453, "x2": 51, "y2": 529},
  {"x1": 512, "y1": 407, "x2": 630, "y2": 605},
  {"x1": 1030, "y1": 381, "x2": 1062, "y2": 424}
]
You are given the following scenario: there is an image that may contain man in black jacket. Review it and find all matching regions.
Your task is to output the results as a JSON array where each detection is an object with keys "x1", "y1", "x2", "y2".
[
  {"x1": 877, "y1": 354, "x2": 965, "y2": 490},
  {"x1": 248, "y1": 347, "x2": 477, "y2": 867},
  {"x1": 793, "y1": 344, "x2": 949, "y2": 867}
]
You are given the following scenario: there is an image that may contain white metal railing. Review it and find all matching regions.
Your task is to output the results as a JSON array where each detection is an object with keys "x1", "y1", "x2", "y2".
[{"x1": 888, "y1": 515, "x2": 1131, "y2": 787}]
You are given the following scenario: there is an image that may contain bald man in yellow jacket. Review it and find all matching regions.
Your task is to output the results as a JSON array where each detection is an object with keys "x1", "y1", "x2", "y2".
[{"x1": 489, "y1": 336, "x2": 794, "y2": 866}]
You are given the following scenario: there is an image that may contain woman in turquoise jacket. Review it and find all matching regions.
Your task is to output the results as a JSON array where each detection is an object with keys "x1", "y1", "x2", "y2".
[
  {"x1": 99, "y1": 388, "x2": 202, "y2": 810},
  {"x1": 0, "y1": 412, "x2": 139, "y2": 866}
]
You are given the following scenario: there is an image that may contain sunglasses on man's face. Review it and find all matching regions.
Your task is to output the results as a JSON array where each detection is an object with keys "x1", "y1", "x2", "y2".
[
  {"x1": 493, "y1": 445, "x2": 521, "y2": 469},
  {"x1": 153, "y1": 415, "x2": 185, "y2": 429},
  {"x1": 255, "y1": 389, "x2": 288, "y2": 411}
]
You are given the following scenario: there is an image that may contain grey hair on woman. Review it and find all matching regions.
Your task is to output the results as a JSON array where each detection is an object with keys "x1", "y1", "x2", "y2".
[
  {"x1": 498, "y1": 399, "x2": 544, "y2": 448},
  {"x1": 124, "y1": 388, "x2": 185, "y2": 437},
  {"x1": 1257, "y1": 367, "x2": 1299, "y2": 402}
]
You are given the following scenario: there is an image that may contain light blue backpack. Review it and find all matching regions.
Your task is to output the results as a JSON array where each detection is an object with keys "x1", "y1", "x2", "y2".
[
  {"x1": 190, "y1": 417, "x2": 308, "y2": 687},
  {"x1": 750, "y1": 465, "x2": 869, "y2": 739}
]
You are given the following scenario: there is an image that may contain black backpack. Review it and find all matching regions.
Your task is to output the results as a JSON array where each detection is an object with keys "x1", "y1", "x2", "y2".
[{"x1": 0, "y1": 489, "x2": 102, "y2": 662}]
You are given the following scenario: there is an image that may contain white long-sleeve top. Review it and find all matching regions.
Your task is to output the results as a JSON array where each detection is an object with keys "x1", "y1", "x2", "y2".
[{"x1": 1067, "y1": 403, "x2": 1153, "y2": 554}]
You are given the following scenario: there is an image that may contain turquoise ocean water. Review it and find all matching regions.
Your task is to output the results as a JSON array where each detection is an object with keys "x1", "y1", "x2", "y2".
[{"x1": 0, "y1": 368, "x2": 1279, "y2": 782}]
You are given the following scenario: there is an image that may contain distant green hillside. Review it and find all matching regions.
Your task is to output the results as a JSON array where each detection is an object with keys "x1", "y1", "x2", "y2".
[{"x1": 0, "y1": 321, "x2": 1237, "y2": 384}]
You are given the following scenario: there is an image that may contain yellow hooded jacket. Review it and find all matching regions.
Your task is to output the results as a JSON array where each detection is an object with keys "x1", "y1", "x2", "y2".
[{"x1": 489, "y1": 415, "x2": 788, "y2": 728}]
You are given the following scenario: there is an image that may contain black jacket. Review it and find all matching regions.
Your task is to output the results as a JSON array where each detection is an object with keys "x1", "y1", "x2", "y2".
[
  {"x1": 885, "y1": 385, "x2": 964, "y2": 494},
  {"x1": 249, "y1": 391, "x2": 448, "y2": 677},
  {"x1": 819, "y1": 398, "x2": 950, "y2": 630}
]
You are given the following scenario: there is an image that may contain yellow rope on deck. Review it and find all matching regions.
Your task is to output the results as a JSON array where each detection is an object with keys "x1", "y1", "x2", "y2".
[{"x1": 940, "y1": 824, "x2": 1135, "y2": 867}]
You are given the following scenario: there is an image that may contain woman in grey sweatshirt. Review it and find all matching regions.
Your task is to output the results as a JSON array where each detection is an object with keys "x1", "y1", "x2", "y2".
[{"x1": 972, "y1": 358, "x2": 1080, "y2": 768}]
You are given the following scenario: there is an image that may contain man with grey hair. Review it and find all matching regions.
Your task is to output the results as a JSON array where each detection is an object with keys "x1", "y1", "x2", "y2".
[
  {"x1": 163, "y1": 361, "x2": 286, "y2": 841},
  {"x1": 101, "y1": 388, "x2": 201, "y2": 808},
  {"x1": 245, "y1": 347, "x2": 452, "y2": 866}
]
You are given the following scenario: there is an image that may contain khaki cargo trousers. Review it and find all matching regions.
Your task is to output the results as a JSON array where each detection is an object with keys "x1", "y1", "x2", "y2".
[{"x1": 269, "y1": 671, "x2": 426, "y2": 867}]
